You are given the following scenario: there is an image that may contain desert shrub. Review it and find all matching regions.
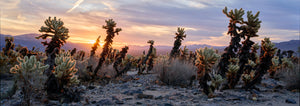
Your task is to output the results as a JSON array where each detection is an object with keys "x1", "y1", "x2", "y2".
[
  {"x1": 277, "y1": 63, "x2": 300, "y2": 91},
  {"x1": 154, "y1": 57, "x2": 197, "y2": 87},
  {"x1": 10, "y1": 56, "x2": 49, "y2": 106}
]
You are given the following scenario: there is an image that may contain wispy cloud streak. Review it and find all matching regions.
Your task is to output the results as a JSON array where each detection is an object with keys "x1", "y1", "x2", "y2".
[{"x1": 66, "y1": 0, "x2": 84, "y2": 13}]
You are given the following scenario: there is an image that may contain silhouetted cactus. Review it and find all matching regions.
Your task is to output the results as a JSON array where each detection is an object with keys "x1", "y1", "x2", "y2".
[
  {"x1": 2, "y1": 37, "x2": 15, "y2": 56},
  {"x1": 195, "y1": 47, "x2": 221, "y2": 97},
  {"x1": 268, "y1": 57, "x2": 279, "y2": 78},
  {"x1": 179, "y1": 46, "x2": 189, "y2": 61},
  {"x1": 90, "y1": 36, "x2": 101, "y2": 57},
  {"x1": 71, "y1": 48, "x2": 77, "y2": 56},
  {"x1": 138, "y1": 40, "x2": 155, "y2": 74},
  {"x1": 113, "y1": 46, "x2": 129, "y2": 74},
  {"x1": 170, "y1": 27, "x2": 186, "y2": 59},
  {"x1": 10, "y1": 56, "x2": 49, "y2": 106},
  {"x1": 36, "y1": 17, "x2": 69, "y2": 76},
  {"x1": 218, "y1": 7, "x2": 244, "y2": 77},
  {"x1": 94, "y1": 19, "x2": 121, "y2": 78}
]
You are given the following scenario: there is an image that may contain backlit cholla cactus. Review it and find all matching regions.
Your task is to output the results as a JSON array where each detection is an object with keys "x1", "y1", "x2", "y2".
[
  {"x1": 195, "y1": 47, "x2": 220, "y2": 97},
  {"x1": 170, "y1": 27, "x2": 186, "y2": 60},
  {"x1": 245, "y1": 38, "x2": 277, "y2": 89},
  {"x1": 179, "y1": 46, "x2": 189, "y2": 61},
  {"x1": 94, "y1": 19, "x2": 121, "y2": 78},
  {"x1": 3, "y1": 37, "x2": 15, "y2": 56},
  {"x1": 226, "y1": 58, "x2": 240, "y2": 88},
  {"x1": 114, "y1": 46, "x2": 129, "y2": 74},
  {"x1": 10, "y1": 56, "x2": 49, "y2": 106},
  {"x1": 36, "y1": 17, "x2": 69, "y2": 76},
  {"x1": 268, "y1": 57, "x2": 279, "y2": 78},
  {"x1": 138, "y1": 40, "x2": 155, "y2": 74},
  {"x1": 54, "y1": 51, "x2": 79, "y2": 88},
  {"x1": 90, "y1": 35, "x2": 101, "y2": 57},
  {"x1": 241, "y1": 60, "x2": 256, "y2": 86},
  {"x1": 218, "y1": 7, "x2": 245, "y2": 77},
  {"x1": 281, "y1": 57, "x2": 294, "y2": 69},
  {"x1": 146, "y1": 45, "x2": 156, "y2": 73},
  {"x1": 250, "y1": 43, "x2": 259, "y2": 63}
]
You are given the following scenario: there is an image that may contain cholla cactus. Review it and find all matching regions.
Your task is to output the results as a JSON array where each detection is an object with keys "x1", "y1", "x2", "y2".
[
  {"x1": 3, "y1": 37, "x2": 15, "y2": 56},
  {"x1": 250, "y1": 43, "x2": 259, "y2": 63},
  {"x1": 195, "y1": 47, "x2": 220, "y2": 96},
  {"x1": 90, "y1": 36, "x2": 101, "y2": 57},
  {"x1": 281, "y1": 57, "x2": 294, "y2": 69},
  {"x1": 179, "y1": 46, "x2": 189, "y2": 61},
  {"x1": 242, "y1": 70, "x2": 256, "y2": 86},
  {"x1": 113, "y1": 46, "x2": 129, "y2": 74},
  {"x1": 138, "y1": 40, "x2": 155, "y2": 74},
  {"x1": 245, "y1": 37, "x2": 277, "y2": 89},
  {"x1": 54, "y1": 51, "x2": 79, "y2": 87},
  {"x1": 147, "y1": 47, "x2": 156, "y2": 73},
  {"x1": 268, "y1": 57, "x2": 280, "y2": 78},
  {"x1": 94, "y1": 19, "x2": 121, "y2": 78},
  {"x1": 36, "y1": 17, "x2": 69, "y2": 76},
  {"x1": 170, "y1": 27, "x2": 186, "y2": 59},
  {"x1": 10, "y1": 56, "x2": 49, "y2": 106}
]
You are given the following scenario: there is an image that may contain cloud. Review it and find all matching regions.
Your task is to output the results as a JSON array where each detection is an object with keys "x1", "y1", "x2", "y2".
[
  {"x1": 1, "y1": 0, "x2": 299, "y2": 47},
  {"x1": 66, "y1": 0, "x2": 84, "y2": 13}
]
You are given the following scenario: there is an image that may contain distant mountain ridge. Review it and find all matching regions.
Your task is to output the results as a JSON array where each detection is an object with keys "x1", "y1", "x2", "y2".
[{"x1": 1, "y1": 33, "x2": 299, "y2": 56}]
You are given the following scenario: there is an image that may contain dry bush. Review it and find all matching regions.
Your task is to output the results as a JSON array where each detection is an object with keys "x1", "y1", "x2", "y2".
[
  {"x1": 277, "y1": 63, "x2": 300, "y2": 91},
  {"x1": 154, "y1": 57, "x2": 197, "y2": 87},
  {"x1": 98, "y1": 64, "x2": 117, "y2": 79},
  {"x1": 76, "y1": 57, "x2": 98, "y2": 81}
]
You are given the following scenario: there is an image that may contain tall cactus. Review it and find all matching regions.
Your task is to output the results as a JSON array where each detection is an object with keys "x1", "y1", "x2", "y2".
[
  {"x1": 244, "y1": 38, "x2": 276, "y2": 89},
  {"x1": 170, "y1": 27, "x2": 186, "y2": 59},
  {"x1": 229, "y1": 9, "x2": 261, "y2": 89},
  {"x1": 94, "y1": 19, "x2": 121, "y2": 78},
  {"x1": 90, "y1": 36, "x2": 101, "y2": 57},
  {"x1": 138, "y1": 40, "x2": 155, "y2": 74},
  {"x1": 36, "y1": 17, "x2": 69, "y2": 76},
  {"x1": 218, "y1": 7, "x2": 244, "y2": 77},
  {"x1": 195, "y1": 47, "x2": 221, "y2": 97},
  {"x1": 10, "y1": 56, "x2": 49, "y2": 106}
]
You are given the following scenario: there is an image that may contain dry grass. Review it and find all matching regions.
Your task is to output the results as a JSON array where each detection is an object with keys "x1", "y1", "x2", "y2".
[
  {"x1": 276, "y1": 63, "x2": 300, "y2": 91},
  {"x1": 154, "y1": 58, "x2": 197, "y2": 87}
]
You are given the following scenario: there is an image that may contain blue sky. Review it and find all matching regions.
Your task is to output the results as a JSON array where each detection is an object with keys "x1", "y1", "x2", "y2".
[{"x1": 0, "y1": 0, "x2": 299, "y2": 46}]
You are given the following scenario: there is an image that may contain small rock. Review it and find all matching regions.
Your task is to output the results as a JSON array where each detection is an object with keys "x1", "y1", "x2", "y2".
[
  {"x1": 267, "y1": 103, "x2": 272, "y2": 106},
  {"x1": 91, "y1": 101, "x2": 96, "y2": 104},
  {"x1": 123, "y1": 97, "x2": 133, "y2": 101},
  {"x1": 155, "y1": 96, "x2": 163, "y2": 100},
  {"x1": 136, "y1": 102, "x2": 143, "y2": 105},
  {"x1": 164, "y1": 103, "x2": 173, "y2": 106},
  {"x1": 122, "y1": 89, "x2": 143, "y2": 95},
  {"x1": 96, "y1": 99, "x2": 113, "y2": 105},
  {"x1": 115, "y1": 100, "x2": 124, "y2": 104},
  {"x1": 285, "y1": 99, "x2": 296, "y2": 104},
  {"x1": 137, "y1": 93, "x2": 154, "y2": 99},
  {"x1": 88, "y1": 86, "x2": 95, "y2": 90}
]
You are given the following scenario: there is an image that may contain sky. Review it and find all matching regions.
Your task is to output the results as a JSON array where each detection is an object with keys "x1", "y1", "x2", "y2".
[{"x1": 0, "y1": 0, "x2": 299, "y2": 47}]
